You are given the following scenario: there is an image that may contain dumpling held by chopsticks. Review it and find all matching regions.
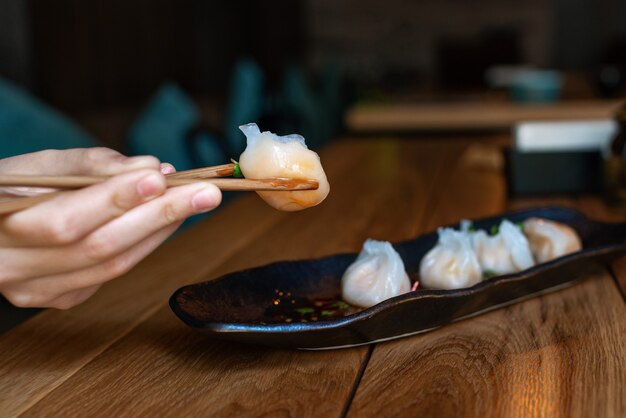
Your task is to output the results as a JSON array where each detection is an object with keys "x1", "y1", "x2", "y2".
[{"x1": 238, "y1": 123, "x2": 330, "y2": 211}]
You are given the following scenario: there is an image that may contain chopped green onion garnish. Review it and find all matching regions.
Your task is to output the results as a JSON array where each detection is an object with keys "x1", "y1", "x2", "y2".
[
  {"x1": 230, "y1": 159, "x2": 244, "y2": 178},
  {"x1": 337, "y1": 301, "x2": 350, "y2": 310},
  {"x1": 320, "y1": 310, "x2": 334, "y2": 317},
  {"x1": 489, "y1": 225, "x2": 499, "y2": 235},
  {"x1": 483, "y1": 269, "x2": 497, "y2": 279},
  {"x1": 295, "y1": 307, "x2": 314, "y2": 315},
  {"x1": 233, "y1": 164, "x2": 243, "y2": 178}
]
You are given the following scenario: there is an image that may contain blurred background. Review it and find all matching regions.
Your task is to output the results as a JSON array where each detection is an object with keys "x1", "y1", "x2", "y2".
[{"x1": 0, "y1": 0, "x2": 625, "y2": 171}]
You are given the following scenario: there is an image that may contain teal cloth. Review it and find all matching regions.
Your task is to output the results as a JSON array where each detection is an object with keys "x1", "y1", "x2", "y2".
[
  {"x1": 128, "y1": 83, "x2": 229, "y2": 228},
  {"x1": 319, "y1": 63, "x2": 344, "y2": 136},
  {"x1": 193, "y1": 131, "x2": 228, "y2": 167},
  {"x1": 0, "y1": 77, "x2": 98, "y2": 158},
  {"x1": 281, "y1": 66, "x2": 328, "y2": 150},
  {"x1": 128, "y1": 83, "x2": 225, "y2": 171},
  {"x1": 128, "y1": 84, "x2": 198, "y2": 170},
  {"x1": 224, "y1": 59, "x2": 265, "y2": 156}
]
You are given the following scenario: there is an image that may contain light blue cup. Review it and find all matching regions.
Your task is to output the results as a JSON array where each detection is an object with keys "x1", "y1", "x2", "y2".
[{"x1": 510, "y1": 70, "x2": 563, "y2": 103}]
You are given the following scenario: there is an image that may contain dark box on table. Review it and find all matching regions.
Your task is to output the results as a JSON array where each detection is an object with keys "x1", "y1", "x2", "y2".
[{"x1": 506, "y1": 150, "x2": 603, "y2": 195}]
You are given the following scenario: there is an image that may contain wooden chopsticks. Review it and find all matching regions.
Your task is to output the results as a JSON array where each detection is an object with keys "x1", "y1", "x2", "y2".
[
  {"x1": 166, "y1": 163, "x2": 235, "y2": 179},
  {"x1": 0, "y1": 175, "x2": 318, "y2": 191},
  {"x1": 0, "y1": 163, "x2": 318, "y2": 215}
]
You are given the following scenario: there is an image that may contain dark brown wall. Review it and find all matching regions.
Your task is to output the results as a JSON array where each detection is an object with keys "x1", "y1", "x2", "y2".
[
  {"x1": 193, "y1": 1, "x2": 306, "y2": 95},
  {"x1": 30, "y1": 0, "x2": 195, "y2": 110},
  {"x1": 305, "y1": 0, "x2": 552, "y2": 83},
  {"x1": 29, "y1": 0, "x2": 305, "y2": 111}
]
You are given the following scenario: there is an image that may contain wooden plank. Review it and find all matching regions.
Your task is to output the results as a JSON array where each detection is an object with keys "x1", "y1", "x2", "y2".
[
  {"x1": 421, "y1": 141, "x2": 507, "y2": 231},
  {"x1": 211, "y1": 139, "x2": 463, "y2": 271},
  {"x1": 348, "y1": 149, "x2": 626, "y2": 416},
  {"x1": 575, "y1": 196, "x2": 626, "y2": 299},
  {"x1": 348, "y1": 272, "x2": 626, "y2": 418},
  {"x1": 20, "y1": 309, "x2": 364, "y2": 418},
  {"x1": 346, "y1": 100, "x2": 621, "y2": 133},
  {"x1": 0, "y1": 196, "x2": 284, "y2": 417},
  {"x1": 20, "y1": 139, "x2": 456, "y2": 417},
  {"x1": 0, "y1": 141, "x2": 358, "y2": 416}
]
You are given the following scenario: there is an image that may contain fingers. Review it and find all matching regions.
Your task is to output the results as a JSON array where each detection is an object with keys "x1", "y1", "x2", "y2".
[
  {"x1": 1, "y1": 224, "x2": 179, "y2": 308},
  {"x1": 78, "y1": 182, "x2": 221, "y2": 261},
  {"x1": 46, "y1": 285, "x2": 101, "y2": 310},
  {"x1": 0, "y1": 150, "x2": 194, "y2": 309},
  {"x1": 0, "y1": 148, "x2": 162, "y2": 198},
  {"x1": 71, "y1": 148, "x2": 161, "y2": 176},
  {"x1": 0, "y1": 148, "x2": 160, "y2": 177},
  {"x1": 0, "y1": 182, "x2": 221, "y2": 282},
  {"x1": 0, "y1": 169, "x2": 167, "y2": 247}
]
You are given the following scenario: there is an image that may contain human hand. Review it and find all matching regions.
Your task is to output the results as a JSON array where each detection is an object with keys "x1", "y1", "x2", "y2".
[{"x1": 0, "y1": 148, "x2": 221, "y2": 309}]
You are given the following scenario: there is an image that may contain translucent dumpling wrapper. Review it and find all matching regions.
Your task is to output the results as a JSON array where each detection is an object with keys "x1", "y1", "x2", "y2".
[
  {"x1": 523, "y1": 217, "x2": 582, "y2": 263},
  {"x1": 238, "y1": 123, "x2": 330, "y2": 211},
  {"x1": 419, "y1": 228, "x2": 482, "y2": 290},
  {"x1": 341, "y1": 239, "x2": 411, "y2": 308},
  {"x1": 470, "y1": 220, "x2": 535, "y2": 275}
]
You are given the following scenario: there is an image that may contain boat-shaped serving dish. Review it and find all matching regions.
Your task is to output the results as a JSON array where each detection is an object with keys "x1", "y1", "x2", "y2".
[{"x1": 170, "y1": 207, "x2": 626, "y2": 349}]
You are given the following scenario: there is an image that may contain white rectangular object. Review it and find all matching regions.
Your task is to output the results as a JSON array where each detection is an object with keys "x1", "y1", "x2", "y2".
[{"x1": 514, "y1": 120, "x2": 617, "y2": 153}]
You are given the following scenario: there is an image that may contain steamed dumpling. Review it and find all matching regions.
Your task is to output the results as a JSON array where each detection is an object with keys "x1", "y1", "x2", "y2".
[
  {"x1": 523, "y1": 218, "x2": 582, "y2": 263},
  {"x1": 419, "y1": 228, "x2": 482, "y2": 290},
  {"x1": 341, "y1": 240, "x2": 411, "y2": 308},
  {"x1": 470, "y1": 220, "x2": 535, "y2": 275},
  {"x1": 238, "y1": 123, "x2": 330, "y2": 211}
]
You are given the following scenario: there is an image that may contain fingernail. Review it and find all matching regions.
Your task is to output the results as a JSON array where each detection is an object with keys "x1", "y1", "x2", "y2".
[
  {"x1": 191, "y1": 187, "x2": 221, "y2": 212},
  {"x1": 160, "y1": 163, "x2": 176, "y2": 174},
  {"x1": 137, "y1": 174, "x2": 165, "y2": 198}
]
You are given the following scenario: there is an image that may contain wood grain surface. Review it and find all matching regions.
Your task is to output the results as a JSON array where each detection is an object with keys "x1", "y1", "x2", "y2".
[
  {"x1": 0, "y1": 141, "x2": 368, "y2": 416},
  {"x1": 348, "y1": 144, "x2": 626, "y2": 417},
  {"x1": 348, "y1": 272, "x2": 626, "y2": 418},
  {"x1": 18, "y1": 139, "x2": 454, "y2": 418},
  {"x1": 346, "y1": 100, "x2": 621, "y2": 133},
  {"x1": 0, "y1": 136, "x2": 624, "y2": 417},
  {"x1": 0, "y1": 188, "x2": 285, "y2": 417}
]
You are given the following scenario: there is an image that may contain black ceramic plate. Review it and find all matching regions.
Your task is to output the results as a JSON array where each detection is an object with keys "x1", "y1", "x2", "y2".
[{"x1": 170, "y1": 207, "x2": 626, "y2": 349}]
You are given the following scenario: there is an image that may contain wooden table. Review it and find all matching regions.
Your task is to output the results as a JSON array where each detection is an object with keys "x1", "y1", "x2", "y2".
[
  {"x1": 1, "y1": 137, "x2": 625, "y2": 417},
  {"x1": 346, "y1": 100, "x2": 622, "y2": 133}
]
